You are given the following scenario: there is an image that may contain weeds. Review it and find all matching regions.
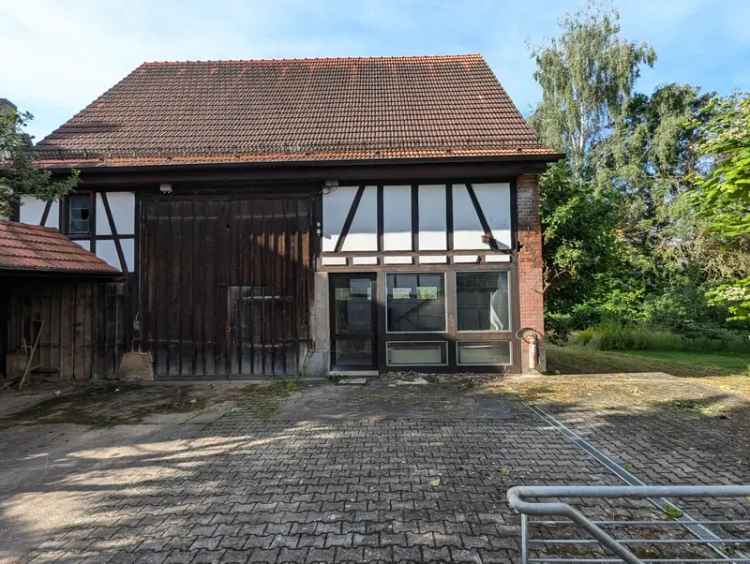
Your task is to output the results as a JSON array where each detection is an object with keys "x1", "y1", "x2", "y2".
[{"x1": 571, "y1": 323, "x2": 750, "y2": 353}]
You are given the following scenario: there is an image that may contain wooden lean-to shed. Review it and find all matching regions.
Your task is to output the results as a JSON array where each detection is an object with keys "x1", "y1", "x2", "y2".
[{"x1": 0, "y1": 220, "x2": 126, "y2": 383}]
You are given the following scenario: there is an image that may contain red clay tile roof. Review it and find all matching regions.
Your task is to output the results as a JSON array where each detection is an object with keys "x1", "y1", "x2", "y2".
[
  {"x1": 35, "y1": 54, "x2": 557, "y2": 168},
  {"x1": 0, "y1": 220, "x2": 119, "y2": 276}
]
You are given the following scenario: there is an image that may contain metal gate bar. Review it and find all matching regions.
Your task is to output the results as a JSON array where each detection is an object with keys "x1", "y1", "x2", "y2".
[{"x1": 508, "y1": 485, "x2": 750, "y2": 564}]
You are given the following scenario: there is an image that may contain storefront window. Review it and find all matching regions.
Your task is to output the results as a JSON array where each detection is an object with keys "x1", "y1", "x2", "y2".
[
  {"x1": 386, "y1": 273, "x2": 445, "y2": 332},
  {"x1": 456, "y1": 271, "x2": 510, "y2": 331}
]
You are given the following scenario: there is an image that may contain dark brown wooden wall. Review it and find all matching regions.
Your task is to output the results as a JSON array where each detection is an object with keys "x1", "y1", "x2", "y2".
[
  {"x1": 139, "y1": 192, "x2": 314, "y2": 378},
  {"x1": 4, "y1": 281, "x2": 129, "y2": 381}
]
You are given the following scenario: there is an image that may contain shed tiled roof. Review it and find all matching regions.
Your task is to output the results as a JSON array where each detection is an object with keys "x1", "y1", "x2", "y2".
[
  {"x1": 0, "y1": 220, "x2": 119, "y2": 276},
  {"x1": 35, "y1": 54, "x2": 557, "y2": 168}
]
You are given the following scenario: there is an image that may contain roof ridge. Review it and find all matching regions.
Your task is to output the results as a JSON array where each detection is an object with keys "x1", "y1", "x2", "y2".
[{"x1": 140, "y1": 53, "x2": 484, "y2": 65}]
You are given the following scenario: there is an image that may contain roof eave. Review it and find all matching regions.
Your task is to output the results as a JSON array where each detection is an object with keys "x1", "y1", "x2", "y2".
[
  {"x1": 37, "y1": 151, "x2": 564, "y2": 174},
  {"x1": 0, "y1": 267, "x2": 123, "y2": 279}
]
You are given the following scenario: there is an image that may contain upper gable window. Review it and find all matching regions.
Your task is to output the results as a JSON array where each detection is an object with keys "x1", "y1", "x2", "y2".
[{"x1": 68, "y1": 194, "x2": 92, "y2": 235}]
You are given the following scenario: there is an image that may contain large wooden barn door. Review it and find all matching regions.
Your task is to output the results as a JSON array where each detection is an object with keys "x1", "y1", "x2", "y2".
[{"x1": 139, "y1": 193, "x2": 314, "y2": 379}]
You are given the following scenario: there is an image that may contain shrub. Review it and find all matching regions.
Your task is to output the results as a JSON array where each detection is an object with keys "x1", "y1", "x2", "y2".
[{"x1": 570, "y1": 323, "x2": 750, "y2": 353}]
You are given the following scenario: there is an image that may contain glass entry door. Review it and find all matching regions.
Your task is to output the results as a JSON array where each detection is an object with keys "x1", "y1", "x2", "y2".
[{"x1": 330, "y1": 274, "x2": 377, "y2": 370}]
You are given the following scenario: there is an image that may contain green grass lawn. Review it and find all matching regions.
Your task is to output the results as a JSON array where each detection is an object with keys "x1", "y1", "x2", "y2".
[{"x1": 546, "y1": 344, "x2": 750, "y2": 378}]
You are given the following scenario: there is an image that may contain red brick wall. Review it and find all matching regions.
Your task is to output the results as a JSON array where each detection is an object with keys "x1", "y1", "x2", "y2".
[{"x1": 516, "y1": 174, "x2": 545, "y2": 372}]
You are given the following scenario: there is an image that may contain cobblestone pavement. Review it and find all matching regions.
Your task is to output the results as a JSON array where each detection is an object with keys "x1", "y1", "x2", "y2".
[{"x1": 1, "y1": 377, "x2": 748, "y2": 563}]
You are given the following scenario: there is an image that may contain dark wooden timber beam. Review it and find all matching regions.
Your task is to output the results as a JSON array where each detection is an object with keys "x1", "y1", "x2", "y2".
[{"x1": 53, "y1": 159, "x2": 553, "y2": 188}]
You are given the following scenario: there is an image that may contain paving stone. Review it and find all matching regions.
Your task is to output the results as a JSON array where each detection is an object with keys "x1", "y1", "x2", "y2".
[
  {"x1": 220, "y1": 549, "x2": 251, "y2": 563},
  {"x1": 6, "y1": 378, "x2": 748, "y2": 564}
]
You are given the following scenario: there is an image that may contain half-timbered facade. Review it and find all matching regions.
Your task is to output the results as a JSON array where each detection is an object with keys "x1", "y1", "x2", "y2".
[{"x1": 20, "y1": 54, "x2": 559, "y2": 379}]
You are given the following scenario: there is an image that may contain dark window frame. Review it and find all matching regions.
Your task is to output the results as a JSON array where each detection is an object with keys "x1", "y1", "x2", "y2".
[
  {"x1": 456, "y1": 341, "x2": 513, "y2": 367},
  {"x1": 385, "y1": 272, "x2": 447, "y2": 334},
  {"x1": 455, "y1": 270, "x2": 512, "y2": 333},
  {"x1": 66, "y1": 192, "x2": 94, "y2": 236}
]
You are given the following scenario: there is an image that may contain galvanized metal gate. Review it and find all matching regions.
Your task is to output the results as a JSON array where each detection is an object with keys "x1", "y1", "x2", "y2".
[{"x1": 139, "y1": 192, "x2": 314, "y2": 378}]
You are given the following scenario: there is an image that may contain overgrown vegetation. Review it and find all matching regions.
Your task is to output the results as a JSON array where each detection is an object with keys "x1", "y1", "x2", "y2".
[
  {"x1": 237, "y1": 380, "x2": 299, "y2": 418},
  {"x1": 0, "y1": 101, "x2": 78, "y2": 218},
  {"x1": 571, "y1": 323, "x2": 750, "y2": 353},
  {"x1": 534, "y1": 5, "x2": 750, "y2": 346},
  {"x1": 546, "y1": 343, "x2": 750, "y2": 378},
  {"x1": 1, "y1": 382, "x2": 208, "y2": 428}
]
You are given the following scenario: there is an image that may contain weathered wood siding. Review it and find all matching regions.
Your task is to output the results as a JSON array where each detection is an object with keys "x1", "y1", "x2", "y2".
[
  {"x1": 4, "y1": 281, "x2": 129, "y2": 381},
  {"x1": 139, "y1": 192, "x2": 314, "y2": 378}
]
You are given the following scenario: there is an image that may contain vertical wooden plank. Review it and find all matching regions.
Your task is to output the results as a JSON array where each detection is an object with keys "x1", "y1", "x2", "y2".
[
  {"x1": 172, "y1": 199, "x2": 183, "y2": 377},
  {"x1": 58, "y1": 285, "x2": 64, "y2": 380},
  {"x1": 180, "y1": 199, "x2": 194, "y2": 377},
  {"x1": 194, "y1": 195, "x2": 206, "y2": 378},
  {"x1": 248, "y1": 200, "x2": 257, "y2": 375},
  {"x1": 204, "y1": 198, "x2": 216, "y2": 377}
]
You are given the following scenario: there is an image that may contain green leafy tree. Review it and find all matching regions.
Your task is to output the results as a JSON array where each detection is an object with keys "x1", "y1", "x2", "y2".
[
  {"x1": 531, "y1": 5, "x2": 655, "y2": 181},
  {"x1": 696, "y1": 95, "x2": 750, "y2": 321},
  {"x1": 530, "y1": 5, "x2": 654, "y2": 333},
  {"x1": 0, "y1": 101, "x2": 78, "y2": 218},
  {"x1": 593, "y1": 84, "x2": 720, "y2": 328}
]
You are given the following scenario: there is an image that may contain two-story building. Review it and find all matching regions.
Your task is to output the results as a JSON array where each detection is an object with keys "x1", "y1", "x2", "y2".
[{"x1": 19, "y1": 54, "x2": 558, "y2": 379}]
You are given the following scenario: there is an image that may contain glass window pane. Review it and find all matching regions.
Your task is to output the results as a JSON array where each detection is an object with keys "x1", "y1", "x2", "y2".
[
  {"x1": 457, "y1": 342, "x2": 511, "y2": 365},
  {"x1": 387, "y1": 342, "x2": 447, "y2": 366},
  {"x1": 68, "y1": 194, "x2": 91, "y2": 235},
  {"x1": 457, "y1": 272, "x2": 510, "y2": 331},
  {"x1": 386, "y1": 273, "x2": 445, "y2": 332},
  {"x1": 334, "y1": 338, "x2": 374, "y2": 367},
  {"x1": 333, "y1": 277, "x2": 373, "y2": 336}
]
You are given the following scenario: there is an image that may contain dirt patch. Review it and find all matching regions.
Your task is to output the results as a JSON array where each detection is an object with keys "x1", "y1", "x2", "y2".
[
  {"x1": 0, "y1": 379, "x2": 305, "y2": 428},
  {"x1": 234, "y1": 380, "x2": 301, "y2": 418},
  {"x1": 492, "y1": 373, "x2": 747, "y2": 419}
]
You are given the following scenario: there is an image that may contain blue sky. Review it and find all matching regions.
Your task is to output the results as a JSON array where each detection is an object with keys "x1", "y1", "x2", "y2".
[{"x1": 2, "y1": 0, "x2": 749, "y2": 141}]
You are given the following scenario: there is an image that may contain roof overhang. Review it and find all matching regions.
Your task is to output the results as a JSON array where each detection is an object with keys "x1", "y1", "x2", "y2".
[{"x1": 42, "y1": 152, "x2": 563, "y2": 188}]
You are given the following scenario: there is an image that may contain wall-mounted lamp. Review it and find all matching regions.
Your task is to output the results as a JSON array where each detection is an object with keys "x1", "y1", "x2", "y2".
[
  {"x1": 159, "y1": 183, "x2": 173, "y2": 195},
  {"x1": 323, "y1": 179, "x2": 339, "y2": 189}
]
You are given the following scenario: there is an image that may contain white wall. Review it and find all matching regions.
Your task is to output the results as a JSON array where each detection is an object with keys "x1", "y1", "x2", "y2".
[
  {"x1": 473, "y1": 182, "x2": 511, "y2": 248},
  {"x1": 320, "y1": 182, "x2": 513, "y2": 255},
  {"x1": 322, "y1": 186, "x2": 358, "y2": 252},
  {"x1": 19, "y1": 196, "x2": 59, "y2": 228},
  {"x1": 341, "y1": 186, "x2": 378, "y2": 252},
  {"x1": 383, "y1": 185, "x2": 412, "y2": 251},
  {"x1": 418, "y1": 184, "x2": 447, "y2": 250}
]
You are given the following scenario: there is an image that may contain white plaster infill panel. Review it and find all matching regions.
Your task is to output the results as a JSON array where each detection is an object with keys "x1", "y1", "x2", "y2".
[
  {"x1": 473, "y1": 182, "x2": 512, "y2": 249},
  {"x1": 419, "y1": 255, "x2": 447, "y2": 264},
  {"x1": 45, "y1": 200, "x2": 60, "y2": 229},
  {"x1": 96, "y1": 193, "x2": 112, "y2": 235},
  {"x1": 383, "y1": 256, "x2": 413, "y2": 265},
  {"x1": 120, "y1": 238, "x2": 135, "y2": 271},
  {"x1": 418, "y1": 184, "x2": 447, "y2": 250},
  {"x1": 322, "y1": 256, "x2": 347, "y2": 266},
  {"x1": 342, "y1": 186, "x2": 378, "y2": 252},
  {"x1": 383, "y1": 185, "x2": 412, "y2": 251},
  {"x1": 19, "y1": 196, "x2": 47, "y2": 226},
  {"x1": 107, "y1": 192, "x2": 135, "y2": 235},
  {"x1": 322, "y1": 186, "x2": 358, "y2": 252},
  {"x1": 96, "y1": 239, "x2": 121, "y2": 270},
  {"x1": 352, "y1": 256, "x2": 378, "y2": 265},
  {"x1": 452, "y1": 184, "x2": 487, "y2": 250},
  {"x1": 453, "y1": 255, "x2": 479, "y2": 263},
  {"x1": 485, "y1": 254, "x2": 511, "y2": 263}
]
